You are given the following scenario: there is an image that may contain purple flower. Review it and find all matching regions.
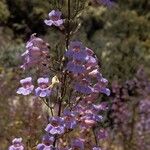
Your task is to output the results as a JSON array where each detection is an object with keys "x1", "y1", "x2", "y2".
[
  {"x1": 9, "y1": 138, "x2": 24, "y2": 150},
  {"x1": 66, "y1": 41, "x2": 89, "y2": 62},
  {"x1": 37, "y1": 144, "x2": 53, "y2": 150},
  {"x1": 71, "y1": 138, "x2": 84, "y2": 150},
  {"x1": 85, "y1": 56, "x2": 98, "y2": 68},
  {"x1": 37, "y1": 135, "x2": 54, "y2": 150},
  {"x1": 44, "y1": 10, "x2": 64, "y2": 27},
  {"x1": 65, "y1": 50, "x2": 74, "y2": 59},
  {"x1": 17, "y1": 77, "x2": 34, "y2": 95},
  {"x1": 75, "y1": 79, "x2": 94, "y2": 94},
  {"x1": 100, "y1": 87, "x2": 110, "y2": 96},
  {"x1": 65, "y1": 41, "x2": 84, "y2": 58},
  {"x1": 26, "y1": 34, "x2": 49, "y2": 51},
  {"x1": 73, "y1": 51, "x2": 89, "y2": 62},
  {"x1": 100, "y1": 77, "x2": 108, "y2": 85},
  {"x1": 66, "y1": 62, "x2": 86, "y2": 74},
  {"x1": 88, "y1": 69, "x2": 99, "y2": 77},
  {"x1": 94, "y1": 83, "x2": 110, "y2": 96},
  {"x1": 21, "y1": 34, "x2": 49, "y2": 70},
  {"x1": 88, "y1": 113, "x2": 103, "y2": 122},
  {"x1": 92, "y1": 102, "x2": 108, "y2": 111},
  {"x1": 35, "y1": 78, "x2": 51, "y2": 97},
  {"x1": 63, "y1": 109, "x2": 77, "y2": 129},
  {"x1": 45, "y1": 117, "x2": 65, "y2": 135},
  {"x1": 42, "y1": 134, "x2": 54, "y2": 144},
  {"x1": 75, "y1": 84, "x2": 94, "y2": 94}
]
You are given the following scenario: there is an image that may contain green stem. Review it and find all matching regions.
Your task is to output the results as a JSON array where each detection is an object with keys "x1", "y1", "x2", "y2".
[
  {"x1": 66, "y1": 0, "x2": 71, "y2": 48},
  {"x1": 93, "y1": 128, "x2": 98, "y2": 146}
]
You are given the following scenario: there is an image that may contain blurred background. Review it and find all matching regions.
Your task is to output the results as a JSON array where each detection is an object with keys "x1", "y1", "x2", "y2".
[{"x1": 0, "y1": 0, "x2": 150, "y2": 149}]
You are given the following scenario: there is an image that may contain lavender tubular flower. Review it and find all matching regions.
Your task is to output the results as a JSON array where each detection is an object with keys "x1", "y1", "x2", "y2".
[
  {"x1": 35, "y1": 77, "x2": 52, "y2": 97},
  {"x1": 21, "y1": 34, "x2": 49, "y2": 70},
  {"x1": 73, "y1": 51, "x2": 89, "y2": 62},
  {"x1": 63, "y1": 109, "x2": 77, "y2": 129},
  {"x1": 66, "y1": 62, "x2": 86, "y2": 74},
  {"x1": 71, "y1": 138, "x2": 84, "y2": 150},
  {"x1": 37, "y1": 144, "x2": 54, "y2": 150},
  {"x1": 9, "y1": 138, "x2": 24, "y2": 150},
  {"x1": 17, "y1": 77, "x2": 34, "y2": 95},
  {"x1": 94, "y1": 83, "x2": 110, "y2": 96},
  {"x1": 45, "y1": 117, "x2": 65, "y2": 135},
  {"x1": 37, "y1": 135, "x2": 54, "y2": 150},
  {"x1": 92, "y1": 102, "x2": 108, "y2": 111},
  {"x1": 75, "y1": 83, "x2": 94, "y2": 95},
  {"x1": 44, "y1": 10, "x2": 64, "y2": 27}
]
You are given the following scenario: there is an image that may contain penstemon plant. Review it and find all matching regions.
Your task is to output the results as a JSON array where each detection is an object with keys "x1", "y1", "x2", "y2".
[{"x1": 9, "y1": 0, "x2": 114, "y2": 150}]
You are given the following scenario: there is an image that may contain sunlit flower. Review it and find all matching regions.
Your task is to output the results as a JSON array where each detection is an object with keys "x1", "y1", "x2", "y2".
[{"x1": 63, "y1": 109, "x2": 77, "y2": 129}]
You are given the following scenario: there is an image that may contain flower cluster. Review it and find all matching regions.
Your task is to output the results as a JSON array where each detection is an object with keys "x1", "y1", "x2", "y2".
[
  {"x1": 66, "y1": 41, "x2": 110, "y2": 96},
  {"x1": 108, "y1": 67, "x2": 150, "y2": 150},
  {"x1": 13, "y1": 6, "x2": 111, "y2": 150},
  {"x1": 16, "y1": 41, "x2": 110, "y2": 150},
  {"x1": 35, "y1": 41, "x2": 110, "y2": 150},
  {"x1": 21, "y1": 34, "x2": 50, "y2": 70}
]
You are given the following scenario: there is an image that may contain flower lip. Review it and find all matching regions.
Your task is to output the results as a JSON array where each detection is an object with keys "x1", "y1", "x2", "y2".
[
  {"x1": 49, "y1": 10, "x2": 62, "y2": 19},
  {"x1": 12, "y1": 138, "x2": 22, "y2": 144},
  {"x1": 37, "y1": 77, "x2": 49, "y2": 84},
  {"x1": 66, "y1": 62, "x2": 86, "y2": 74},
  {"x1": 20, "y1": 77, "x2": 32, "y2": 84}
]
